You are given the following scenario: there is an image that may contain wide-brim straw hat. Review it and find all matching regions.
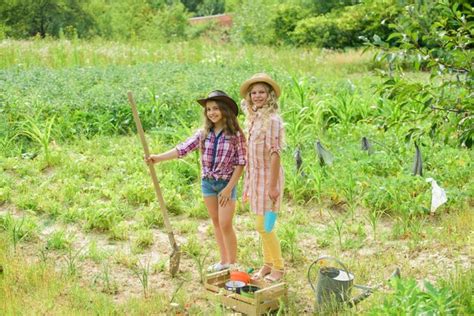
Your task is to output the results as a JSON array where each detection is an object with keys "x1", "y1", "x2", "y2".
[
  {"x1": 239, "y1": 73, "x2": 281, "y2": 98},
  {"x1": 197, "y1": 90, "x2": 239, "y2": 116}
]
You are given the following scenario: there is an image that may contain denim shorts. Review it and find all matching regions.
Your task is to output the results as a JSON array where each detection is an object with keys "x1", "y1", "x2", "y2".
[{"x1": 201, "y1": 178, "x2": 237, "y2": 200}]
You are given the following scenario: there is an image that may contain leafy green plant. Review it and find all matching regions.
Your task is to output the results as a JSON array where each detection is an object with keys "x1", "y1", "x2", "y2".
[
  {"x1": 83, "y1": 207, "x2": 122, "y2": 233},
  {"x1": 137, "y1": 205, "x2": 164, "y2": 229},
  {"x1": 46, "y1": 230, "x2": 72, "y2": 251},
  {"x1": 370, "y1": 277, "x2": 460, "y2": 315},
  {"x1": 133, "y1": 229, "x2": 154, "y2": 253},
  {"x1": 109, "y1": 221, "x2": 130, "y2": 241},
  {"x1": 18, "y1": 115, "x2": 56, "y2": 165}
]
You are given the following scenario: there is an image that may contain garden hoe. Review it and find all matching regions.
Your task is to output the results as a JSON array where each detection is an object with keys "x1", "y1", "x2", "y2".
[{"x1": 127, "y1": 91, "x2": 180, "y2": 277}]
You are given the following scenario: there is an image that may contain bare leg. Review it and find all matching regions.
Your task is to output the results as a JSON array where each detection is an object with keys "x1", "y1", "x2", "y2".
[
  {"x1": 218, "y1": 200, "x2": 237, "y2": 264},
  {"x1": 204, "y1": 196, "x2": 227, "y2": 263}
]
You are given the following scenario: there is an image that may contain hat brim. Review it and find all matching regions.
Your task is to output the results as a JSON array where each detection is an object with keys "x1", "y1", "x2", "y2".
[
  {"x1": 197, "y1": 95, "x2": 239, "y2": 116},
  {"x1": 240, "y1": 77, "x2": 281, "y2": 98}
]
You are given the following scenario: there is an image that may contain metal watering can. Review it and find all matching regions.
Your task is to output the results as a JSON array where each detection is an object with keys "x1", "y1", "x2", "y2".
[{"x1": 308, "y1": 256, "x2": 399, "y2": 311}]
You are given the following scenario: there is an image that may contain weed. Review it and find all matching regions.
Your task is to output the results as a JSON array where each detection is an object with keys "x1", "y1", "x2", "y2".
[
  {"x1": 131, "y1": 258, "x2": 151, "y2": 298},
  {"x1": 181, "y1": 237, "x2": 201, "y2": 258},
  {"x1": 46, "y1": 229, "x2": 72, "y2": 251},
  {"x1": 63, "y1": 245, "x2": 85, "y2": 277},
  {"x1": 175, "y1": 220, "x2": 198, "y2": 234},
  {"x1": 114, "y1": 250, "x2": 138, "y2": 269},
  {"x1": 138, "y1": 205, "x2": 164, "y2": 228},
  {"x1": 87, "y1": 240, "x2": 109, "y2": 263},
  {"x1": 152, "y1": 259, "x2": 167, "y2": 273},
  {"x1": 83, "y1": 207, "x2": 122, "y2": 233},
  {"x1": 133, "y1": 229, "x2": 154, "y2": 253},
  {"x1": 109, "y1": 221, "x2": 130, "y2": 241}
]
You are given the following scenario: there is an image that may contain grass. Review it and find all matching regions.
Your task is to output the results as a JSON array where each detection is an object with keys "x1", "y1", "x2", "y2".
[{"x1": 0, "y1": 38, "x2": 472, "y2": 314}]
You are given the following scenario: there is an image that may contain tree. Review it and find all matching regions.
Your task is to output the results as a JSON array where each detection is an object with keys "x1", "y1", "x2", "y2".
[
  {"x1": 365, "y1": 0, "x2": 473, "y2": 147},
  {"x1": 0, "y1": 0, "x2": 95, "y2": 38}
]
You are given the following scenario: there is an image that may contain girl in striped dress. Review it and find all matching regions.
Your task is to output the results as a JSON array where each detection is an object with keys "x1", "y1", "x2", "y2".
[{"x1": 240, "y1": 73, "x2": 285, "y2": 282}]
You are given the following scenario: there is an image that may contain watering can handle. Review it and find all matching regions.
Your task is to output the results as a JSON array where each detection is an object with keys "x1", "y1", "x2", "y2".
[{"x1": 307, "y1": 256, "x2": 352, "y2": 292}]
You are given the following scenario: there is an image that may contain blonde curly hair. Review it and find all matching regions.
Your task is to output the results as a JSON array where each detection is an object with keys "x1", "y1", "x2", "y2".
[{"x1": 241, "y1": 82, "x2": 280, "y2": 133}]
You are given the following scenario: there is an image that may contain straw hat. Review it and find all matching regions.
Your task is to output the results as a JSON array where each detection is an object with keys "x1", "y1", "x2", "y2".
[
  {"x1": 197, "y1": 90, "x2": 238, "y2": 116},
  {"x1": 239, "y1": 73, "x2": 281, "y2": 98}
]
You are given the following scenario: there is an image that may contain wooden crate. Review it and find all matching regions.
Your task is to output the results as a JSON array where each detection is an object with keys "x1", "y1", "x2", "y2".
[{"x1": 205, "y1": 270, "x2": 288, "y2": 316}]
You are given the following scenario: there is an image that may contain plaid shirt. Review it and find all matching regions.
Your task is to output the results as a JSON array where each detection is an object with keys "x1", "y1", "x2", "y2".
[
  {"x1": 243, "y1": 113, "x2": 285, "y2": 215},
  {"x1": 176, "y1": 129, "x2": 247, "y2": 181}
]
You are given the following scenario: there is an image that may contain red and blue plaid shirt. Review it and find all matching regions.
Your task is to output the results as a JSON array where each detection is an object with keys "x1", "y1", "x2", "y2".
[{"x1": 176, "y1": 129, "x2": 247, "y2": 181}]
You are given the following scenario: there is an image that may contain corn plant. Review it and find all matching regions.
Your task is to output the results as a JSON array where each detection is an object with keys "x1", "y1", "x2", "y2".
[
  {"x1": 0, "y1": 214, "x2": 36, "y2": 253},
  {"x1": 279, "y1": 223, "x2": 299, "y2": 262},
  {"x1": 364, "y1": 208, "x2": 384, "y2": 241},
  {"x1": 18, "y1": 115, "x2": 56, "y2": 165},
  {"x1": 132, "y1": 258, "x2": 151, "y2": 298},
  {"x1": 64, "y1": 245, "x2": 85, "y2": 277},
  {"x1": 189, "y1": 248, "x2": 210, "y2": 284},
  {"x1": 93, "y1": 262, "x2": 118, "y2": 294},
  {"x1": 327, "y1": 210, "x2": 347, "y2": 250},
  {"x1": 334, "y1": 169, "x2": 359, "y2": 218}
]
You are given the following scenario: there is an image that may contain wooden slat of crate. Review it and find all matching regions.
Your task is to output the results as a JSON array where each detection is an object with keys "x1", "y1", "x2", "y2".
[
  {"x1": 221, "y1": 294, "x2": 258, "y2": 315},
  {"x1": 255, "y1": 282, "x2": 287, "y2": 300},
  {"x1": 254, "y1": 282, "x2": 287, "y2": 315},
  {"x1": 205, "y1": 270, "x2": 287, "y2": 315}
]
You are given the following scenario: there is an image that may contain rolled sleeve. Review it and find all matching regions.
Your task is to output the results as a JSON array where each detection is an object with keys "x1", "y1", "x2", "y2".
[
  {"x1": 234, "y1": 132, "x2": 247, "y2": 166},
  {"x1": 267, "y1": 116, "x2": 283, "y2": 156},
  {"x1": 175, "y1": 130, "x2": 201, "y2": 158}
]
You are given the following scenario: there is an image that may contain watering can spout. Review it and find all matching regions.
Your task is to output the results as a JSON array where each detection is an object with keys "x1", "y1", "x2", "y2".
[
  {"x1": 348, "y1": 267, "x2": 402, "y2": 307},
  {"x1": 347, "y1": 290, "x2": 372, "y2": 307}
]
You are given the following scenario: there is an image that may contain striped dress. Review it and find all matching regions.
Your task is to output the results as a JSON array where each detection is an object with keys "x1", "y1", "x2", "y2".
[{"x1": 243, "y1": 112, "x2": 285, "y2": 215}]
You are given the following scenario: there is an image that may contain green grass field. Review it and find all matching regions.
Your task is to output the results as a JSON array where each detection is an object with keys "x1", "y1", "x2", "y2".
[{"x1": 0, "y1": 39, "x2": 472, "y2": 315}]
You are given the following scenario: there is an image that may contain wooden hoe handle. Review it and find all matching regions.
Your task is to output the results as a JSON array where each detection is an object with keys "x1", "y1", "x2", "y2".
[{"x1": 127, "y1": 91, "x2": 178, "y2": 250}]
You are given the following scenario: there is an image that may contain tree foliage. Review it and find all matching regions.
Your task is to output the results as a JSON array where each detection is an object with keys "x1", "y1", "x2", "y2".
[
  {"x1": 0, "y1": 0, "x2": 190, "y2": 40},
  {"x1": 0, "y1": 0, "x2": 95, "y2": 38},
  {"x1": 365, "y1": 0, "x2": 473, "y2": 147},
  {"x1": 291, "y1": 0, "x2": 400, "y2": 48}
]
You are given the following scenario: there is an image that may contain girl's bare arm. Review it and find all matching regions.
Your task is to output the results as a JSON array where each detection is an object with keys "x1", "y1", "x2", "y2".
[{"x1": 146, "y1": 148, "x2": 179, "y2": 164}]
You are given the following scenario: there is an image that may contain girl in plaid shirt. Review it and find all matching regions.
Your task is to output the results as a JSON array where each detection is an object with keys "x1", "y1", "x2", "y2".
[
  {"x1": 146, "y1": 90, "x2": 246, "y2": 272},
  {"x1": 240, "y1": 73, "x2": 285, "y2": 283}
]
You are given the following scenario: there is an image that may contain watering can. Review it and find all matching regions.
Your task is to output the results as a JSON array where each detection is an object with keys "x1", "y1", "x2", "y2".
[{"x1": 308, "y1": 256, "x2": 401, "y2": 311}]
